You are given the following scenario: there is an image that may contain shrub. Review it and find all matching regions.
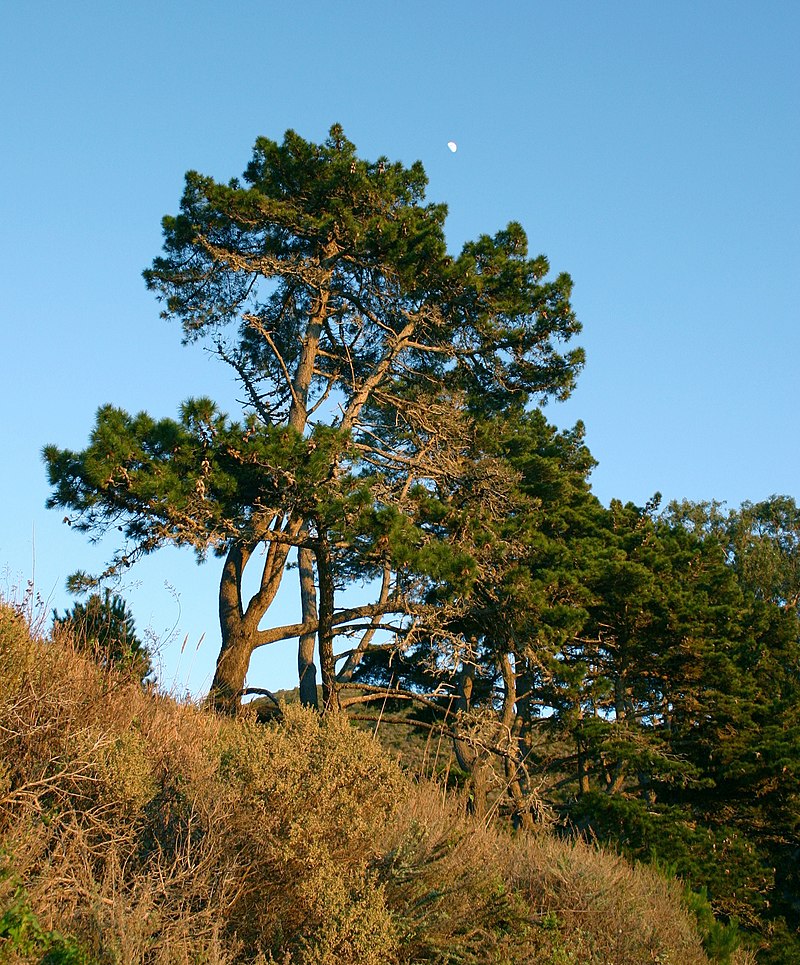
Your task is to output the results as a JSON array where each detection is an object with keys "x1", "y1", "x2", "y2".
[{"x1": 0, "y1": 603, "x2": 713, "y2": 964}]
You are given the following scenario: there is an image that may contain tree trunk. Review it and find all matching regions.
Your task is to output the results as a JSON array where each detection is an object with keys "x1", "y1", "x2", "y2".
[
  {"x1": 515, "y1": 659, "x2": 537, "y2": 770},
  {"x1": 209, "y1": 543, "x2": 253, "y2": 713},
  {"x1": 497, "y1": 652, "x2": 534, "y2": 830},
  {"x1": 452, "y1": 662, "x2": 489, "y2": 816},
  {"x1": 298, "y1": 546, "x2": 319, "y2": 709},
  {"x1": 209, "y1": 535, "x2": 296, "y2": 714},
  {"x1": 576, "y1": 733, "x2": 591, "y2": 795},
  {"x1": 317, "y1": 537, "x2": 341, "y2": 713},
  {"x1": 211, "y1": 623, "x2": 255, "y2": 714},
  {"x1": 467, "y1": 763, "x2": 489, "y2": 820},
  {"x1": 287, "y1": 278, "x2": 330, "y2": 433},
  {"x1": 337, "y1": 564, "x2": 391, "y2": 684},
  {"x1": 209, "y1": 277, "x2": 329, "y2": 714}
]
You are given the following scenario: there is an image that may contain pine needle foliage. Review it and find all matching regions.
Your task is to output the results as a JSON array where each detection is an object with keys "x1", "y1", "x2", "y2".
[{"x1": 52, "y1": 589, "x2": 152, "y2": 683}]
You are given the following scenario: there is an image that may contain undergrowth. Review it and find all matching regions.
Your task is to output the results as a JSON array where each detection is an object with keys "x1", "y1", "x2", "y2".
[{"x1": 0, "y1": 602, "x2": 727, "y2": 964}]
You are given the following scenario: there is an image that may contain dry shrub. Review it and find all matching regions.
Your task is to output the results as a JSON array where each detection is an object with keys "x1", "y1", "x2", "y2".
[
  {"x1": 0, "y1": 603, "x2": 713, "y2": 965},
  {"x1": 507, "y1": 831, "x2": 707, "y2": 964},
  {"x1": 0, "y1": 607, "x2": 402, "y2": 964},
  {"x1": 376, "y1": 781, "x2": 711, "y2": 964},
  {"x1": 211, "y1": 706, "x2": 406, "y2": 963},
  {"x1": 0, "y1": 603, "x2": 236, "y2": 964}
]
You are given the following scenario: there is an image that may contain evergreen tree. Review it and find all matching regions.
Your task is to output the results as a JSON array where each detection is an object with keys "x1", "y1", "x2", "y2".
[
  {"x1": 352, "y1": 407, "x2": 603, "y2": 824},
  {"x1": 53, "y1": 589, "x2": 152, "y2": 682},
  {"x1": 44, "y1": 125, "x2": 583, "y2": 713},
  {"x1": 364, "y1": 481, "x2": 800, "y2": 956},
  {"x1": 567, "y1": 502, "x2": 800, "y2": 959}
]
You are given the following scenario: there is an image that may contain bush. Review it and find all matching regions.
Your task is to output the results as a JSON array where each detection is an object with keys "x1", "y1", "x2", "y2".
[
  {"x1": 0, "y1": 603, "x2": 713, "y2": 964},
  {"x1": 0, "y1": 868, "x2": 92, "y2": 965}
]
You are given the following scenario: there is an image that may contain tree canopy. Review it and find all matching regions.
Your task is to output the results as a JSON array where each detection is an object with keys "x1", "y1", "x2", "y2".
[{"x1": 44, "y1": 124, "x2": 584, "y2": 713}]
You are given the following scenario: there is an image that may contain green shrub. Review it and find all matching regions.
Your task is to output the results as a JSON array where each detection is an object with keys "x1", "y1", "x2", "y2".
[{"x1": 0, "y1": 871, "x2": 92, "y2": 965}]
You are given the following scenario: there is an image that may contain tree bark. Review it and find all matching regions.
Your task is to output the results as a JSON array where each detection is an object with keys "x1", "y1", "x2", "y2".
[
  {"x1": 316, "y1": 537, "x2": 341, "y2": 713},
  {"x1": 498, "y1": 652, "x2": 535, "y2": 830},
  {"x1": 298, "y1": 546, "x2": 319, "y2": 708},
  {"x1": 209, "y1": 529, "x2": 302, "y2": 713},
  {"x1": 576, "y1": 726, "x2": 591, "y2": 796},
  {"x1": 209, "y1": 543, "x2": 252, "y2": 713},
  {"x1": 452, "y1": 662, "x2": 489, "y2": 818}
]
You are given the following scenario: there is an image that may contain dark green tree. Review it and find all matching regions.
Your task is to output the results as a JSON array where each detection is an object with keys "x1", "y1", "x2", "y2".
[
  {"x1": 44, "y1": 125, "x2": 583, "y2": 714},
  {"x1": 351, "y1": 407, "x2": 603, "y2": 824},
  {"x1": 661, "y1": 498, "x2": 800, "y2": 959},
  {"x1": 541, "y1": 499, "x2": 799, "y2": 960},
  {"x1": 364, "y1": 481, "x2": 799, "y2": 956},
  {"x1": 53, "y1": 589, "x2": 152, "y2": 682}
]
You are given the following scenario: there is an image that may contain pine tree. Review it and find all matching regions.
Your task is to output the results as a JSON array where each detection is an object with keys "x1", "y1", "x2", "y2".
[
  {"x1": 53, "y1": 589, "x2": 151, "y2": 682},
  {"x1": 44, "y1": 125, "x2": 583, "y2": 713}
]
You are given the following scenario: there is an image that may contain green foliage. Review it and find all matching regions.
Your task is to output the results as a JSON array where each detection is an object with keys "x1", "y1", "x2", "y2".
[
  {"x1": 687, "y1": 905, "x2": 741, "y2": 964},
  {"x1": 52, "y1": 589, "x2": 151, "y2": 682},
  {"x1": 0, "y1": 870, "x2": 92, "y2": 965},
  {"x1": 730, "y1": 497, "x2": 800, "y2": 612}
]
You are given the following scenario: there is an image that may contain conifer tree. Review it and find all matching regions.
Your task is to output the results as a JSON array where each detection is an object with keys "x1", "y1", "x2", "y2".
[
  {"x1": 566, "y1": 501, "x2": 800, "y2": 958},
  {"x1": 44, "y1": 125, "x2": 583, "y2": 713},
  {"x1": 53, "y1": 589, "x2": 151, "y2": 682}
]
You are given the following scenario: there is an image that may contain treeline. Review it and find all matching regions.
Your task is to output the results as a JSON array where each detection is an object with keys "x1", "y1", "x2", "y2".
[
  {"x1": 350, "y1": 429, "x2": 800, "y2": 960},
  {"x1": 41, "y1": 125, "x2": 799, "y2": 960}
]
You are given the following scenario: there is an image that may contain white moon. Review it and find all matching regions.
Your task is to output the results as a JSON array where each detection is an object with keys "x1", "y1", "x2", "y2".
[{"x1": 447, "y1": 141, "x2": 458, "y2": 153}]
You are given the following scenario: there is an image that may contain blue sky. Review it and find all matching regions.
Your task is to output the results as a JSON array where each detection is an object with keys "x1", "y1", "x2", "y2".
[{"x1": 1, "y1": 1, "x2": 798, "y2": 695}]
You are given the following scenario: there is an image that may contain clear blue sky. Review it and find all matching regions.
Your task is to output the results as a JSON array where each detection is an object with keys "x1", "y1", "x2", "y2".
[{"x1": 2, "y1": 1, "x2": 798, "y2": 696}]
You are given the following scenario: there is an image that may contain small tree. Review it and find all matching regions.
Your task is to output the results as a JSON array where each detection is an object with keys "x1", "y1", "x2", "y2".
[{"x1": 53, "y1": 589, "x2": 152, "y2": 682}]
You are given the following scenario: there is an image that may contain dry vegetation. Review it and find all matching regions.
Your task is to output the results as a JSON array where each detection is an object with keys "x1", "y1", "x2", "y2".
[{"x1": 0, "y1": 602, "x2": 736, "y2": 964}]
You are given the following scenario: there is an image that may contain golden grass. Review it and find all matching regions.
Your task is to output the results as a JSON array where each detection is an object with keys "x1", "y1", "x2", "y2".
[{"x1": 0, "y1": 602, "x2": 717, "y2": 964}]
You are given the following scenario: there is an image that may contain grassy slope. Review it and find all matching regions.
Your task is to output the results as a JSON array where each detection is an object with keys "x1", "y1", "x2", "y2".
[{"x1": 0, "y1": 603, "x2": 719, "y2": 965}]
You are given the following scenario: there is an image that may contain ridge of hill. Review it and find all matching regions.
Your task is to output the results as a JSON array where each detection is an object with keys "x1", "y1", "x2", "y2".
[{"x1": 0, "y1": 603, "x2": 729, "y2": 964}]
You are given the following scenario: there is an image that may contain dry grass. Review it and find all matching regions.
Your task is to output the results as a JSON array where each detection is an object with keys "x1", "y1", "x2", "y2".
[{"x1": 0, "y1": 602, "x2": 715, "y2": 964}]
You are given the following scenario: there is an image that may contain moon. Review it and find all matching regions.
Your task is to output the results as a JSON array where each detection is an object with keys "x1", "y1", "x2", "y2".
[{"x1": 447, "y1": 141, "x2": 458, "y2": 153}]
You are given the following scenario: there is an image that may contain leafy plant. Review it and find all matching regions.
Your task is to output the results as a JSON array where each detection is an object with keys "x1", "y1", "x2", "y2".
[{"x1": 0, "y1": 873, "x2": 91, "y2": 965}]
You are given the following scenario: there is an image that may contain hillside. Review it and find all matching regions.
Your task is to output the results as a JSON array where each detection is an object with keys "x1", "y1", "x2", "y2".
[{"x1": 0, "y1": 602, "x2": 729, "y2": 965}]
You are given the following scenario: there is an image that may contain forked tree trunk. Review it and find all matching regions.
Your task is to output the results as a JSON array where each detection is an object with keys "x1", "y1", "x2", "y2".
[
  {"x1": 209, "y1": 536, "x2": 294, "y2": 714},
  {"x1": 498, "y1": 652, "x2": 535, "y2": 830},
  {"x1": 210, "y1": 277, "x2": 332, "y2": 715}
]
